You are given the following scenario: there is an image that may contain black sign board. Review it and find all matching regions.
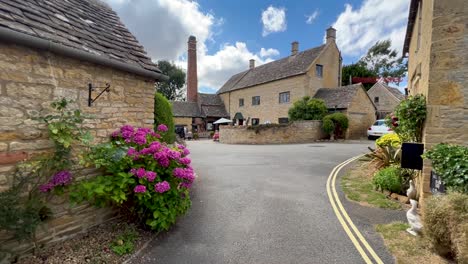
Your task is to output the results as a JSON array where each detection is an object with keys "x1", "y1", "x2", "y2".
[
  {"x1": 430, "y1": 170, "x2": 446, "y2": 194},
  {"x1": 401, "y1": 142, "x2": 424, "y2": 170}
]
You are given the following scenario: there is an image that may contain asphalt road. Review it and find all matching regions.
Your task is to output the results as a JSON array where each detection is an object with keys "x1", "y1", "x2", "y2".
[{"x1": 131, "y1": 141, "x2": 403, "y2": 264}]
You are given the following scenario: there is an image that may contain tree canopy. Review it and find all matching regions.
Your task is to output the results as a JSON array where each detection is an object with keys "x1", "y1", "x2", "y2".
[
  {"x1": 288, "y1": 97, "x2": 328, "y2": 121},
  {"x1": 156, "y1": 60, "x2": 186, "y2": 101},
  {"x1": 342, "y1": 63, "x2": 377, "y2": 89}
]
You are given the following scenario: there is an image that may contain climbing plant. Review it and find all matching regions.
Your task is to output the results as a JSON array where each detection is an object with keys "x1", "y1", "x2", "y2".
[{"x1": 386, "y1": 94, "x2": 426, "y2": 142}]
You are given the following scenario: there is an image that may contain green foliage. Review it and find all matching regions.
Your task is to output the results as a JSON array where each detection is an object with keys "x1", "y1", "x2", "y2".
[
  {"x1": 322, "y1": 113, "x2": 349, "y2": 137},
  {"x1": 110, "y1": 226, "x2": 138, "y2": 256},
  {"x1": 385, "y1": 94, "x2": 426, "y2": 142},
  {"x1": 366, "y1": 145, "x2": 401, "y2": 169},
  {"x1": 372, "y1": 167, "x2": 402, "y2": 193},
  {"x1": 359, "y1": 39, "x2": 407, "y2": 86},
  {"x1": 376, "y1": 133, "x2": 402, "y2": 148},
  {"x1": 288, "y1": 97, "x2": 328, "y2": 121},
  {"x1": 424, "y1": 193, "x2": 468, "y2": 262},
  {"x1": 156, "y1": 60, "x2": 186, "y2": 101},
  {"x1": 70, "y1": 125, "x2": 193, "y2": 231},
  {"x1": 0, "y1": 99, "x2": 89, "y2": 248},
  {"x1": 341, "y1": 63, "x2": 377, "y2": 89},
  {"x1": 154, "y1": 92, "x2": 176, "y2": 144},
  {"x1": 423, "y1": 144, "x2": 468, "y2": 193}
]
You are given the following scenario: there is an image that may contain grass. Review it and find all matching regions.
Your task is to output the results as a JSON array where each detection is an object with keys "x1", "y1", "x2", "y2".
[
  {"x1": 341, "y1": 161, "x2": 402, "y2": 209},
  {"x1": 375, "y1": 222, "x2": 449, "y2": 264}
]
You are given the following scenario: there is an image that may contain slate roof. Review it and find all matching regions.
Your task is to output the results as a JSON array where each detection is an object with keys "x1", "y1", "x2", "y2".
[
  {"x1": 198, "y1": 93, "x2": 229, "y2": 118},
  {"x1": 171, "y1": 101, "x2": 201, "y2": 117},
  {"x1": 313, "y1": 84, "x2": 364, "y2": 109},
  {"x1": 217, "y1": 45, "x2": 326, "y2": 94},
  {"x1": 172, "y1": 93, "x2": 228, "y2": 118},
  {"x1": 0, "y1": 0, "x2": 160, "y2": 74}
]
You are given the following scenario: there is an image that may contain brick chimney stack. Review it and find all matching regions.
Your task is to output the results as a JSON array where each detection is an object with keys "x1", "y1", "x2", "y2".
[
  {"x1": 326, "y1": 27, "x2": 336, "y2": 44},
  {"x1": 187, "y1": 35, "x2": 198, "y2": 102}
]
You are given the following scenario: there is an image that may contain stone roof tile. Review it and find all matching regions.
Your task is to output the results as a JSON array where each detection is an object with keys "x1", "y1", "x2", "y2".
[
  {"x1": 0, "y1": 0, "x2": 160, "y2": 74},
  {"x1": 313, "y1": 84, "x2": 363, "y2": 109}
]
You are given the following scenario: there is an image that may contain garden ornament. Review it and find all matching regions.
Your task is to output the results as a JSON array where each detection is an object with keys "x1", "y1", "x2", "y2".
[
  {"x1": 406, "y1": 199, "x2": 423, "y2": 236},
  {"x1": 407, "y1": 180, "x2": 417, "y2": 200}
]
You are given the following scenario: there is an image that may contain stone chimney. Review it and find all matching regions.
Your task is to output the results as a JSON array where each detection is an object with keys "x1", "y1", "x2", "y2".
[
  {"x1": 187, "y1": 35, "x2": 198, "y2": 102},
  {"x1": 249, "y1": 59, "x2": 255, "y2": 69},
  {"x1": 326, "y1": 27, "x2": 336, "y2": 44},
  {"x1": 291, "y1": 41, "x2": 299, "y2": 56}
]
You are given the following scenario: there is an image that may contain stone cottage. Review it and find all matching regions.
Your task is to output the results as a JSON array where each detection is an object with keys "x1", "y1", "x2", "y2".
[
  {"x1": 217, "y1": 27, "x2": 342, "y2": 125},
  {"x1": 172, "y1": 36, "x2": 228, "y2": 134},
  {"x1": 367, "y1": 82, "x2": 405, "y2": 119},
  {"x1": 0, "y1": 0, "x2": 166, "y2": 253},
  {"x1": 403, "y1": 0, "x2": 467, "y2": 201},
  {"x1": 314, "y1": 84, "x2": 376, "y2": 139}
]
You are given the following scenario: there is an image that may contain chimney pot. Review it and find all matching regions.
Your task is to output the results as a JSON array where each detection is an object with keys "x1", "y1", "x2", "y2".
[
  {"x1": 291, "y1": 41, "x2": 299, "y2": 56},
  {"x1": 326, "y1": 27, "x2": 336, "y2": 44},
  {"x1": 249, "y1": 59, "x2": 255, "y2": 69}
]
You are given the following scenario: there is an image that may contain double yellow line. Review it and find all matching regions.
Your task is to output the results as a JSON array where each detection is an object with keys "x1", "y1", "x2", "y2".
[{"x1": 326, "y1": 156, "x2": 384, "y2": 264}]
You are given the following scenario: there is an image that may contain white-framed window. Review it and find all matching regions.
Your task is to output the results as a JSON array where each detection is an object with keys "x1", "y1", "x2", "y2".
[
  {"x1": 278, "y1": 117, "x2": 289, "y2": 124},
  {"x1": 239, "y1": 98, "x2": 244, "y2": 107}
]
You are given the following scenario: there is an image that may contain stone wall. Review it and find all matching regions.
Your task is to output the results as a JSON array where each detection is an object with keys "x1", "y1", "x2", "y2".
[
  {"x1": 346, "y1": 87, "x2": 376, "y2": 139},
  {"x1": 0, "y1": 43, "x2": 155, "y2": 254},
  {"x1": 219, "y1": 121, "x2": 325, "y2": 144},
  {"x1": 406, "y1": 0, "x2": 467, "y2": 202},
  {"x1": 367, "y1": 83, "x2": 400, "y2": 115}
]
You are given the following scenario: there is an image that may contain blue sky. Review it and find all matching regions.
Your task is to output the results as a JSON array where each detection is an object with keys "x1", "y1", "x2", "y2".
[{"x1": 105, "y1": 0, "x2": 409, "y2": 93}]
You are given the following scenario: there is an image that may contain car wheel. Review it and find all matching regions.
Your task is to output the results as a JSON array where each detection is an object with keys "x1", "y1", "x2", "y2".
[{"x1": 368, "y1": 136, "x2": 374, "y2": 140}]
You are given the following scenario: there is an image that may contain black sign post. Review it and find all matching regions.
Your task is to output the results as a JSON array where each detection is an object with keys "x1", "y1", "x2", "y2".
[{"x1": 401, "y1": 142, "x2": 424, "y2": 170}]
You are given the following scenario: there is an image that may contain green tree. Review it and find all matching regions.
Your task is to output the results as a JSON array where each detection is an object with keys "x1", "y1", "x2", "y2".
[
  {"x1": 358, "y1": 39, "x2": 407, "y2": 86},
  {"x1": 288, "y1": 97, "x2": 328, "y2": 121},
  {"x1": 341, "y1": 63, "x2": 378, "y2": 90},
  {"x1": 154, "y1": 92, "x2": 175, "y2": 143},
  {"x1": 156, "y1": 60, "x2": 186, "y2": 101}
]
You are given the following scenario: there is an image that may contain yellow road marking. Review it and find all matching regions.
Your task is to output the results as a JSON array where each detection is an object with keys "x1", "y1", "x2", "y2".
[
  {"x1": 328, "y1": 155, "x2": 385, "y2": 264},
  {"x1": 326, "y1": 158, "x2": 373, "y2": 264}
]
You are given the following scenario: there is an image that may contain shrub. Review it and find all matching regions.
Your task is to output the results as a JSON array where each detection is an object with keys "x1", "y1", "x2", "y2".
[
  {"x1": 423, "y1": 193, "x2": 468, "y2": 262},
  {"x1": 386, "y1": 94, "x2": 426, "y2": 142},
  {"x1": 70, "y1": 124, "x2": 193, "y2": 231},
  {"x1": 154, "y1": 92, "x2": 175, "y2": 143},
  {"x1": 372, "y1": 167, "x2": 402, "y2": 193},
  {"x1": 288, "y1": 97, "x2": 328, "y2": 121},
  {"x1": 376, "y1": 133, "x2": 401, "y2": 148},
  {"x1": 110, "y1": 226, "x2": 138, "y2": 256},
  {"x1": 423, "y1": 144, "x2": 468, "y2": 193},
  {"x1": 322, "y1": 113, "x2": 349, "y2": 137}
]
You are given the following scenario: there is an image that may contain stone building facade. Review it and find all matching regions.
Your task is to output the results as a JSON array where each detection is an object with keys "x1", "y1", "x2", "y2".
[
  {"x1": 403, "y1": 0, "x2": 467, "y2": 200},
  {"x1": 0, "y1": 0, "x2": 165, "y2": 256},
  {"x1": 217, "y1": 27, "x2": 342, "y2": 125},
  {"x1": 367, "y1": 82, "x2": 405, "y2": 119},
  {"x1": 314, "y1": 84, "x2": 376, "y2": 139}
]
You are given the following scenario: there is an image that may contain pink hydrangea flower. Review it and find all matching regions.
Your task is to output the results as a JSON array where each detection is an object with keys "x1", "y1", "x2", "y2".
[
  {"x1": 146, "y1": 171, "x2": 157, "y2": 182},
  {"x1": 127, "y1": 147, "x2": 138, "y2": 156},
  {"x1": 155, "y1": 181, "x2": 170, "y2": 193},
  {"x1": 157, "y1": 124, "x2": 168, "y2": 132},
  {"x1": 178, "y1": 157, "x2": 191, "y2": 165},
  {"x1": 39, "y1": 183, "x2": 53, "y2": 193},
  {"x1": 134, "y1": 185, "x2": 147, "y2": 193}
]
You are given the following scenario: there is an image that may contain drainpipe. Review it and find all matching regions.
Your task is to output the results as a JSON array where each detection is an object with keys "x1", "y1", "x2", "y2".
[{"x1": 0, "y1": 27, "x2": 168, "y2": 82}]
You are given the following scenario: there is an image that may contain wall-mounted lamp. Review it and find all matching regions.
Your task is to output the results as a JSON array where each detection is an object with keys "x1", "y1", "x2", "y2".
[{"x1": 88, "y1": 83, "x2": 110, "y2": 107}]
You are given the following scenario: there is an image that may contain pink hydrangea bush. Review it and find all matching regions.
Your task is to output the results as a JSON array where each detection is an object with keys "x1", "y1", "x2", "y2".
[{"x1": 70, "y1": 124, "x2": 194, "y2": 231}]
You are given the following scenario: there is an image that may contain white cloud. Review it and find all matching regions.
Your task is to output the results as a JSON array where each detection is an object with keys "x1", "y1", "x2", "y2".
[
  {"x1": 331, "y1": 0, "x2": 409, "y2": 57},
  {"x1": 103, "y1": 0, "x2": 278, "y2": 93},
  {"x1": 305, "y1": 9, "x2": 319, "y2": 24},
  {"x1": 259, "y1": 48, "x2": 280, "y2": 58},
  {"x1": 261, "y1": 6, "x2": 287, "y2": 37}
]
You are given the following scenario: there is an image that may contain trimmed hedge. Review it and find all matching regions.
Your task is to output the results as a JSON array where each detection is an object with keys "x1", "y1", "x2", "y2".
[
  {"x1": 322, "y1": 113, "x2": 349, "y2": 136},
  {"x1": 288, "y1": 97, "x2": 328, "y2": 121},
  {"x1": 424, "y1": 193, "x2": 468, "y2": 263},
  {"x1": 154, "y1": 92, "x2": 175, "y2": 143}
]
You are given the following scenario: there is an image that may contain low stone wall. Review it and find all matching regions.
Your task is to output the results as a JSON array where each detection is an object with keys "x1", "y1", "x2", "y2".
[{"x1": 219, "y1": 121, "x2": 325, "y2": 144}]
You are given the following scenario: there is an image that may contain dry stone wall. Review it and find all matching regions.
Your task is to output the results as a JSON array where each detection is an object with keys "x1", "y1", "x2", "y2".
[
  {"x1": 219, "y1": 121, "x2": 325, "y2": 144},
  {"x1": 0, "y1": 43, "x2": 155, "y2": 254}
]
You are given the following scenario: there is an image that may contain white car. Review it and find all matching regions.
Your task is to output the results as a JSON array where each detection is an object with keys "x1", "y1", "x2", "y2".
[{"x1": 367, "y1": 119, "x2": 393, "y2": 139}]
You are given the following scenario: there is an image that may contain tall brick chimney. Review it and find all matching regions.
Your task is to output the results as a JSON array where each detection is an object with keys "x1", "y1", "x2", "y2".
[
  {"x1": 187, "y1": 35, "x2": 198, "y2": 102},
  {"x1": 291, "y1": 41, "x2": 299, "y2": 56}
]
